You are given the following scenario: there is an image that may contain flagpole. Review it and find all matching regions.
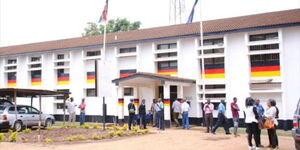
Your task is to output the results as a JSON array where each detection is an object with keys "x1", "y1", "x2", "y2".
[{"x1": 199, "y1": 0, "x2": 206, "y2": 103}]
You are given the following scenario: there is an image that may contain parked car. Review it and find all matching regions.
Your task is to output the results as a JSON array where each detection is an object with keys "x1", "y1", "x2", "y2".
[
  {"x1": 0, "y1": 105, "x2": 55, "y2": 131},
  {"x1": 292, "y1": 99, "x2": 300, "y2": 150},
  {"x1": 0, "y1": 100, "x2": 13, "y2": 106}
]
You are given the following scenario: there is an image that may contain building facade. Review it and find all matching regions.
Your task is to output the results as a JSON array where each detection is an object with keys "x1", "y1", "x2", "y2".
[{"x1": 0, "y1": 9, "x2": 299, "y2": 129}]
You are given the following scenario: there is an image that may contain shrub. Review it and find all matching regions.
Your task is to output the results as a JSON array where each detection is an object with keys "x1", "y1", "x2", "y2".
[
  {"x1": 8, "y1": 129, "x2": 13, "y2": 134},
  {"x1": 143, "y1": 129, "x2": 150, "y2": 133},
  {"x1": 78, "y1": 135, "x2": 87, "y2": 140},
  {"x1": 22, "y1": 128, "x2": 32, "y2": 133},
  {"x1": 116, "y1": 130, "x2": 124, "y2": 136},
  {"x1": 101, "y1": 135, "x2": 107, "y2": 139},
  {"x1": 91, "y1": 134, "x2": 101, "y2": 140},
  {"x1": 122, "y1": 124, "x2": 128, "y2": 130},
  {"x1": 80, "y1": 124, "x2": 89, "y2": 129},
  {"x1": 92, "y1": 124, "x2": 101, "y2": 129},
  {"x1": 0, "y1": 133, "x2": 5, "y2": 142},
  {"x1": 36, "y1": 129, "x2": 41, "y2": 132},
  {"x1": 44, "y1": 138, "x2": 53, "y2": 143},
  {"x1": 137, "y1": 130, "x2": 145, "y2": 134},
  {"x1": 65, "y1": 136, "x2": 77, "y2": 142},
  {"x1": 68, "y1": 124, "x2": 77, "y2": 128},
  {"x1": 133, "y1": 126, "x2": 138, "y2": 132},
  {"x1": 8, "y1": 132, "x2": 18, "y2": 142},
  {"x1": 128, "y1": 131, "x2": 136, "y2": 135},
  {"x1": 60, "y1": 125, "x2": 67, "y2": 129},
  {"x1": 108, "y1": 131, "x2": 116, "y2": 137},
  {"x1": 45, "y1": 126, "x2": 54, "y2": 130}
]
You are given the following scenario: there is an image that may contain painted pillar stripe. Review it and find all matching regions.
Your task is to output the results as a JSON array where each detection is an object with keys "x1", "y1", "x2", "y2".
[
  {"x1": 118, "y1": 98, "x2": 124, "y2": 106},
  {"x1": 158, "y1": 72, "x2": 178, "y2": 75},
  {"x1": 164, "y1": 99, "x2": 170, "y2": 106},
  {"x1": 251, "y1": 65, "x2": 280, "y2": 72},
  {"x1": 157, "y1": 69, "x2": 178, "y2": 73},
  {"x1": 31, "y1": 78, "x2": 41, "y2": 82},
  {"x1": 8, "y1": 80, "x2": 16, "y2": 83},
  {"x1": 8, "y1": 83, "x2": 16, "y2": 87},
  {"x1": 58, "y1": 77, "x2": 69, "y2": 81},
  {"x1": 204, "y1": 64, "x2": 224, "y2": 69},
  {"x1": 134, "y1": 99, "x2": 139, "y2": 105},
  {"x1": 120, "y1": 69, "x2": 137, "y2": 74},
  {"x1": 87, "y1": 75, "x2": 95, "y2": 79},
  {"x1": 251, "y1": 61, "x2": 279, "y2": 67}
]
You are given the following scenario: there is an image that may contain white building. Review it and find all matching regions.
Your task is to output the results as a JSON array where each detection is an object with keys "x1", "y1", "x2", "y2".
[{"x1": 0, "y1": 9, "x2": 299, "y2": 129}]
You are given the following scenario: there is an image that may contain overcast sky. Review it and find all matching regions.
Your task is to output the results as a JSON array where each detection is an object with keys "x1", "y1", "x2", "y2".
[{"x1": 0, "y1": 0, "x2": 299, "y2": 47}]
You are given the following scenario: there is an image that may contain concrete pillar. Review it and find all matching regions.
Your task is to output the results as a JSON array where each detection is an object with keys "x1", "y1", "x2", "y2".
[
  {"x1": 163, "y1": 84, "x2": 171, "y2": 128},
  {"x1": 117, "y1": 86, "x2": 124, "y2": 125},
  {"x1": 177, "y1": 85, "x2": 184, "y2": 99},
  {"x1": 133, "y1": 87, "x2": 139, "y2": 114}
]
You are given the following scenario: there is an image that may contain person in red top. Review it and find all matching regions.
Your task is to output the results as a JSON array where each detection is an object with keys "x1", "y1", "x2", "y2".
[
  {"x1": 79, "y1": 98, "x2": 86, "y2": 125},
  {"x1": 231, "y1": 97, "x2": 240, "y2": 137}
]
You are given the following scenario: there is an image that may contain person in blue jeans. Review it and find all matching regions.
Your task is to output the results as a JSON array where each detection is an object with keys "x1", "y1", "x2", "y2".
[
  {"x1": 78, "y1": 98, "x2": 86, "y2": 125},
  {"x1": 211, "y1": 99, "x2": 231, "y2": 134},
  {"x1": 181, "y1": 99, "x2": 190, "y2": 129}
]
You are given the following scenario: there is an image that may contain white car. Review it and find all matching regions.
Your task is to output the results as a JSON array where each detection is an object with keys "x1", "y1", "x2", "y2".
[{"x1": 0, "y1": 104, "x2": 55, "y2": 131}]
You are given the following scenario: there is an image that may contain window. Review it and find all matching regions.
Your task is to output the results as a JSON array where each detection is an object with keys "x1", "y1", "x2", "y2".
[
  {"x1": 249, "y1": 44, "x2": 279, "y2": 51},
  {"x1": 157, "y1": 52, "x2": 177, "y2": 58},
  {"x1": 30, "y1": 64, "x2": 42, "y2": 68},
  {"x1": 57, "y1": 54, "x2": 65, "y2": 60},
  {"x1": 6, "y1": 66, "x2": 17, "y2": 70},
  {"x1": 56, "y1": 62, "x2": 65, "y2": 66},
  {"x1": 200, "y1": 94, "x2": 226, "y2": 98},
  {"x1": 124, "y1": 88, "x2": 133, "y2": 96},
  {"x1": 86, "y1": 88, "x2": 96, "y2": 97},
  {"x1": 157, "y1": 43, "x2": 177, "y2": 50},
  {"x1": 157, "y1": 61, "x2": 177, "y2": 70},
  {"x1": 199, "y1": 48, "x2": 224, "y2": 55},
  {"x1": 119, "y1": 47, "x2": 136, "y2": 53},
  {"x1": 56, "y1": 103, "x2": 65, "y2": 109},
  {"x1": 31, "y1": 56, "x2": 41, "y2": 62},
  {"x1": 86, "y1": 50, "x2": 101, "y2": 56},
  {"x1": 249, "y1": 32, "x2": 278, "y2": 41},
  {"x1": 7, "y1": 59, "x2": 17, "y2": 64},
  {"x1": 200, "y1": 84, "x2": 226, "y2": 90},
  {"x1": 27, "y1": 106, "x2": 39, "y2": 114},
  {"x1": 56, "y1": 89, "x2": 69, "y2": 100},
  {"x1": 31, "y1": 70, "x2": 41, "y2": 78},
  {"x1": 204, "y1": 57, "x2": 224, "y2": 65},
  {"x1": 201, "y1": 38, "x2": 224, "y2": 46},
  {"x1": 250, "y1": 54, "x2": 279, "y2": 63},
  {"x1": 8, "y1": 106, "x2": 28, "y2": 114}
]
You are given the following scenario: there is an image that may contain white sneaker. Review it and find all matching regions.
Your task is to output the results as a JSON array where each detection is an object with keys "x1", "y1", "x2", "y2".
[
  {"x1": 255, "y1": 147, "x2": 261, "y2": 150},
  {"x1": 248, "y1": 146, "x2": 253, "y2": 150}
]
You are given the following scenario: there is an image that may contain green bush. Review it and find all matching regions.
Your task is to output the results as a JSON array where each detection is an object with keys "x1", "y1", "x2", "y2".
[
  {"x1": 128, "y1": 131, "x2": 136, "y2": 135},
  {"x1": 44, "y1": 138, "x2": 53, "y2": 143},
  {"x1": 78, "y1": 135, "x2": 87, "y2": 140},
  {"x1": 108, "y1": 131, "x2": 116, "y2": 137},
  {"x1": 8, "y1": 132, "x2": 18, "y2": 142},
  {"x1": 60, "y1": 125, "x2": 67, "y2": 129},
  {"x1": 0, "y1": 133, "x2": 5, "y2": 142},
  {"x1": 91, "y1": 134, "x2": 101, "y2": 140},
  {"x1": 92, "y1": 124, "x2": 101, "y2": 129},
  {"x1": 22, "y1": 128, "x2": 32, "y2": 133},
  {"x1": 80, "y1": 124, "x2": 89, "y2": 129},
  {"x1": 122, "y1": 124, "x2": 128, "y2": 130},
  {"x1": 68, "y1": 124, "x2": 77, "y2": 128},
  {"x1": 65, "y1": 136, "x2": 77, "y2": 142},
  {"x1": 133, "y1": 126, "x2": 138, "y2": 132},
  {"x1": 143, "y1": 129, "x2": 150, "y2": 133},
  {"x1": 45, "y1": 126, "x2": 54, "y2": 130},
  {"x1": 116, "y1": 130, "x2": 124, "y2": 136}
]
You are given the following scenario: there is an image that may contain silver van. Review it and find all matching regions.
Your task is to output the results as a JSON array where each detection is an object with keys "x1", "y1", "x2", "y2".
[
  {"x1": 292, "y1": 99, "x2": 300, "y2": 150},
  {"x1": 0, "y1": 104, "x2": 55, "y2": 131}
]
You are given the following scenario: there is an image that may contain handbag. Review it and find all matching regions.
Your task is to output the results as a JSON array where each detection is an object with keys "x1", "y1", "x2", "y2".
[{"x1": 264, "y1": 119, "x2": 275, "y2": 129}]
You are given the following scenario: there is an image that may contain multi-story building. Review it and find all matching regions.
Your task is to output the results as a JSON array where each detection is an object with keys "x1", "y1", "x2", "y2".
[{"x1": 0, "y1": 9, "x2": 299, "y2": 129}]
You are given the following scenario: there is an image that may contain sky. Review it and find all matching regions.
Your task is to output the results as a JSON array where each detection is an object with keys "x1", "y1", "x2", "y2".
[{"x1": 0, "y1": 0, "x2": 299, "y2": 47}]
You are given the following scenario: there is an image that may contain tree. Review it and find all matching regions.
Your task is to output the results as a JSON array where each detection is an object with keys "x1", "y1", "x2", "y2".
[{"x1": 82, "y1": 18, "x2": 141, "y2": 37}]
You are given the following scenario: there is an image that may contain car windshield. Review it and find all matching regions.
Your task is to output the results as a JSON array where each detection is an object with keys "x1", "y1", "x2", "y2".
[{"x1": 0, "y1": 106, "x2": 5, "y2": 114}]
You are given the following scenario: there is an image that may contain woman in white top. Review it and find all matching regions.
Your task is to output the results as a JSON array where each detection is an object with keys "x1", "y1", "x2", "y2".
[
  {"x1": 244, "y1": 97, "x2": 261, "y2": 150},
  {"x1": 264, "y1": 99, "x2": 279, "y2": 149}
]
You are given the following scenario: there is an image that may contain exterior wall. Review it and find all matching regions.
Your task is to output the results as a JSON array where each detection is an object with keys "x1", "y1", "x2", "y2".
[{"x1": 0, "y1": 26, "x2": 299, "y2": 129}]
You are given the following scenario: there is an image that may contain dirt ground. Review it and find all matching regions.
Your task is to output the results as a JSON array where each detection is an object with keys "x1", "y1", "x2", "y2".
[{"x1": 0, "y1": 127, "x2": 295, "y2": 150}]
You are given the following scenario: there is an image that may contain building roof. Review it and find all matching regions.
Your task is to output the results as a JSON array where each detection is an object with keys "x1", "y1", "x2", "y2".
[
  {"x1": 0, "y1": 9, "x2": 299, "y2": 57},
  {"x1": 0, "y1": 88, "x2": 70, "y2": 97},
  {"x1": 112, "y1": 72, "x2": 196, "y2": 85}
]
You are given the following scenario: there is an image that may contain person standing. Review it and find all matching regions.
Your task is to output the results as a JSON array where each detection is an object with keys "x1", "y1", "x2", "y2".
[
  {"x1": 139, "y1": 99, "x2": 147, "y2": 129},
  {"x1": 66, "y1": 97, "x2": 77, "y2": 125},
  {"x1": 150, "y1": 99, "x2": 157, "y2": 127},
  {"x1": 181, "y1": 99, "x2": 190, "y2": 129},
  {"x1": 211, "y1": 99, "x2": 231, "y2": 135},
  {"x1": 128, "y1": 99, "x2": 136, "y2": 130},
  {"x1": 156, "y1": 98, "x2": 164, "y2": 130},
  {"x1": 244, "y1": 97, "x2": 261, "y2": 150},
  {"x1": 264, "y1": 99, "x2": 279, "y2": 150},
  {"x1": 172, "y1": 99, "x2": 181, "y2": 127},
  {"x1": 231, "y1": 97, "x2": 240, "y2": 137},
  {"x1": 203, "y1": 99, "x2": 214, "y2": 133},
  {"x1": 78, "y1": 98, "x2": 86, "y2": 125},
  {"x1": 254, "y1": 99, "x2": 264, "y2": 147}
]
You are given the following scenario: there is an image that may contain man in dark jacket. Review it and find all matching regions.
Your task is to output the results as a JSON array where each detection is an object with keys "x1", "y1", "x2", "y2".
[
  {"x1": 128, "y1": 99, "x2": 136, "y2": 130},
  {"x1": 139, "y1": 99, "x2": 147, "y2": 129}
]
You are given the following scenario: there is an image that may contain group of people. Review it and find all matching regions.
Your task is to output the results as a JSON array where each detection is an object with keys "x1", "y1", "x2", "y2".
[
  {"x1": 203, "y1": 97, "x2": 279, "y2": 150},
  {"x1": 66, "y1": 97, "x2": 86, "y2": 125}
]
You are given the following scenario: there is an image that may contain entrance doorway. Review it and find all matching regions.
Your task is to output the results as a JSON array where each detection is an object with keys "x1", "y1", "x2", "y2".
[{"x1": 158, "y1": 85, "x2": 177, "y2": 121}]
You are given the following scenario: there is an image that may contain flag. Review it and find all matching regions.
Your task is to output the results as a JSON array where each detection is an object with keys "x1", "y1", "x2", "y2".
[
  {"x1": 186, "y1": 0, "x2": 199, "y2": 24},
  {"x1": 99, "y1": 0, "x2": 109, "y2": 22}
]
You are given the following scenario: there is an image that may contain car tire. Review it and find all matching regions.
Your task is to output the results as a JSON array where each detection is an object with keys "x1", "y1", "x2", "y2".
[
  {"x1": 14, "y1": 121, "x2": 23, "y2": 132},
  {"x1": 45, "y1": 119, "x2": 53, "y2": 127}
]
